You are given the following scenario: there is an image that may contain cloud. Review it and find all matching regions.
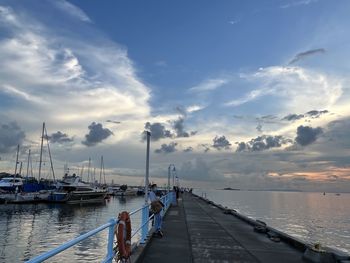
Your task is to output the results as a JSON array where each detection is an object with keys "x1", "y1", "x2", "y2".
[
  {"x1": 186, "y1": 105, "x2": 205, "y2": 113},
  {"x1": 82, "y1": 122, "x2": 113, "y2": 146},
  {"x1": 282, "y1": 113, "x2": 305, "y2": 121},
  {"x1": 173, "y1": 118, "x2": 190, "y2": 137},
  {"x1": 288, "y1": 48, "x2": 326, "y2": 65},
  {"x1": 280, "y1": 0, "x2": 319, "y2": 9},
  {"x1": 53, "y1": 0, "x2": 92, "y2": 23},
  {"x1": 183, "y1": 146, "x2": 193, "y2": 153},
  {"x1": 143, "y1": 122, "x2": 172, "y2": 141},
  {"x1": 236, "y1": 142, "x2": 247, "y2": 152},
  {"x1": 106, "y1": 120, "x2": 121, "y2": 124},
  {"x1": 282, "y1": 110, "x2": 329, "y2": 121},
  {"x1": 188, "y1": 78, "x2": 228, "y2": 93},
  {"x1": 236, "y1": 135, "x2": 292, "y2": 152},
  {"x1": 175, "y1": 106, "x2": 187, "y2": 117},
  {"x1": 0, "y1": 3, "x2": 151, "y2": 142},
  {"x1": 256, "y1": 124, "x2": 263, "y2": 132},
  {"x1": 0, "y1": 122, "x2": 25, "y2": 153},
  {"x1": 212, "y1": 135, "x2": 231, "y2": 150},
  {"x1": 305, "y1": 110, "x2": 329, "y2": 118},
  {"x1": 295, "y1": 125, "x2": 323, "y2": 146},
  {"x1": 225, "y1": 67, "x2": 342, "y2": 114},
  {"x1": 154, "y1": 142, "x2": 177, "y2": 154},
  {"x1": 48, "y1": 131, "x2": 73, "y2": 144},
  {"x1": 200, "y1": 144, "x2": 211, "y2": 153},
  {"x1": 228, "y1": 20, "x2": 239, "y2": 25},
  {"x1": 225, "y1": 88, "x2": 267, "y2": 107},
  {"x1": 179, "y1": 157, "x2": 219, "y2": 181}
]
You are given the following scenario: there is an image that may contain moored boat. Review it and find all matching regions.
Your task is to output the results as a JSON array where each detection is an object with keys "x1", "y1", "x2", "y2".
[{"x1": 48, "y1": 174, "x2": 107, "y2": 204}]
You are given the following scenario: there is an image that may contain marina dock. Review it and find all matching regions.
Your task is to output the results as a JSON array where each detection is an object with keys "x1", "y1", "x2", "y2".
[{"x1": 138, "y1": 192, "x2": 349, "y2": 263}]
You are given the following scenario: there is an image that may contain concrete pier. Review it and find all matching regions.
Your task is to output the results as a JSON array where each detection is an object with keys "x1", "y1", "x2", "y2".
[{"x1": 137, "y1": 192, "x2": 350, "y2": 263}]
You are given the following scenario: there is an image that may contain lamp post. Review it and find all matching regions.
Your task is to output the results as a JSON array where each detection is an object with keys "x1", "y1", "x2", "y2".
[{"x1": 167, "y1": 164, "x2": 176, "y2": 192}]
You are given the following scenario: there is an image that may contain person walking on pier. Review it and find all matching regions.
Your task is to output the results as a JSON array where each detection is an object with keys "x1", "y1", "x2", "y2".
[{"x1": 149, "y1": 184, "x2": 164, "y2": 237}]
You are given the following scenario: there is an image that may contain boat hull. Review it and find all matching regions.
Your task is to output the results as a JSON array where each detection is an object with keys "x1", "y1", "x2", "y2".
[{"x1": 49, "y1": 191, "x2": 107, "y2": 204}]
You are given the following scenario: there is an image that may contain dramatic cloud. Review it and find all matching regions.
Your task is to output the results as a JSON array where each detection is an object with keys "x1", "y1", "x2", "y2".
[
  {"x1": 236, "y1": 135, "x2": 292, "y2": 152},
  {"x1": 143, "y1": 122, "x2": 172, "y2": 141},
  {"x1": 183, "y1": 146, "x2": 193, "y2": 153},
  {"x1": 0, "y1": 3, "x2": 151, "y2": 141},
  {"x1": 154, "y1": 142, "x2": 177, "y2": 154},
  {"x1": 0, "y1": 122, "x2": 25, "y2": 153},
  {"x1": 212, "y1": 135, "x2": 231, "y2": 150},
  {"x1": 295, "y1": 125, "x2": 323, "y2": 146},
  {"x1": 82, "y1": 122, "x2": 113, "y2": 146},
  {"x1": 48, "y1": 131, "x2": 73, "y2": 144},
  {"x1": 225, "y1": 67, "x2": 342, "y2": 114}
]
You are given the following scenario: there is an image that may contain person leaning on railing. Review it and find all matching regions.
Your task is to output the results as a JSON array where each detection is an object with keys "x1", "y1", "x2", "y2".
[{"x1": 149, "y1": 183, "x2": 164, "y2": 237}]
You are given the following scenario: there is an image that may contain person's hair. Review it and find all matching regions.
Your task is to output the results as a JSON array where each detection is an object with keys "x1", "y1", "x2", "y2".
[{"x1": 151, "y1": 184, "x2": 157, "y2": 188}]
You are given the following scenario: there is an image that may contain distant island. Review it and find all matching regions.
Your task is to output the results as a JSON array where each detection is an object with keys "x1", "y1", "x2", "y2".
[{"x1": 221, "y1": 187, "x2": 240, "y2": 191}]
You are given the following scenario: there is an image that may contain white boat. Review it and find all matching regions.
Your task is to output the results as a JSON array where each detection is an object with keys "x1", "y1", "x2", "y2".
[
  {"x1": 0, "y1": 177, "x2": 23, "y2": 192},
  {"x1": 0, "y1": 190, "x2": 51, "y2": 204},
  {"x1": 114, "y1": 187, "x2": 138, "y2": 197},
  {"x1": 48, "y1": 174, "x2": 107, "y2": 204}
]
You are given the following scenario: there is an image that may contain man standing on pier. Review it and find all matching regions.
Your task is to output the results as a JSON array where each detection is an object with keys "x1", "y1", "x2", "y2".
[{"x1": 149, "y1": 184, "x2": 164, "y2": 237}]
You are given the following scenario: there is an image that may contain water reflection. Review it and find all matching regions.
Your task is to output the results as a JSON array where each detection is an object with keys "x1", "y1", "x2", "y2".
[
  {"x1": 0, "y1": 196, "x2": 145, "y2": 263},
  {"x1": 195, "y1": 189, "x2": 350, "y2": 253}
]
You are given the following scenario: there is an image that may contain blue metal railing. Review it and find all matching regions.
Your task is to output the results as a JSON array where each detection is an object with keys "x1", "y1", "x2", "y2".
[{"x1": 26, "y1": 192, "x2": 174, "y2": 263}]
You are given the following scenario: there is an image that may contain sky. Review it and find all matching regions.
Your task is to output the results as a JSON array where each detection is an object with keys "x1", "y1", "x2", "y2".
[{"x1": 0, "y1": 0, "x2": 350, "y2": 192}]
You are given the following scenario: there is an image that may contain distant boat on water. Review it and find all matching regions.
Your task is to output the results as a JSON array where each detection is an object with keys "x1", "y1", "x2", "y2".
[{"x1": 221, "y1": 187, "x2": 240, "y2": 191}]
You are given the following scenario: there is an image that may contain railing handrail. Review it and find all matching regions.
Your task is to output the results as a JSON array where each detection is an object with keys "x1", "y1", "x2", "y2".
[
  {"x1": 26, "y1": 219, "x2": 117, "y2": 263},
  {"x1": 26, "y1": 191, "x2": 174, "y2": 263}
]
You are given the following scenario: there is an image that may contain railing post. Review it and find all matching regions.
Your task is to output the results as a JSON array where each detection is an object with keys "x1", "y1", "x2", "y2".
[
  {"x1": 140, "y1": 205, "x2": 149, "y2": 244},
  {"x1": 104, "y1": 218, "x2": 116, "y2": 263}
]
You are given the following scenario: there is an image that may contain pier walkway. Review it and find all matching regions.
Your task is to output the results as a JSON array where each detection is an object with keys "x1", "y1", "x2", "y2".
[{"x1": 138, "y1": 192, "x2": 305, "y2": 263}]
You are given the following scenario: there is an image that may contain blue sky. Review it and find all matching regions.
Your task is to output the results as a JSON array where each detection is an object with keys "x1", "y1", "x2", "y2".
[{"x1": 0, "y1": 0, "x2": 350, "y2": 191}]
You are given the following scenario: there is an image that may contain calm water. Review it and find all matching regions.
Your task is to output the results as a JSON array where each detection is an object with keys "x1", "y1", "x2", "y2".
[
  {"x1": 1, "y1": 191, "x2": 349, "y2": 262},
  {"x1": 0, "y1": 196, "x2": 145, "y2": 263},
  {"x1": 195, "y1": 189, "x2": 350, "y2": 253}
]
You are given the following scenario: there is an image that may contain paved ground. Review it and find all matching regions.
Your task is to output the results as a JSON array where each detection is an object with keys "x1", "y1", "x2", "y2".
[
  {"x1": 138, "y1": 193, "x2": 305, "y2": 263},
  {"x1": 139, "y1": 197, "x2": 192, "y2": 263}
]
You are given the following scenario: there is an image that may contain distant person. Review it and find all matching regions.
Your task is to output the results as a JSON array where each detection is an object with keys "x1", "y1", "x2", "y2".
[{"x1": 149, "y1": 184, "x2": 164, "y2": 237}]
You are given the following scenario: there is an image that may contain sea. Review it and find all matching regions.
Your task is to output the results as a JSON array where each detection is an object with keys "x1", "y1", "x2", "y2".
[{"x1": 0, "y1": 190, "x2": 349, "y2": 262}]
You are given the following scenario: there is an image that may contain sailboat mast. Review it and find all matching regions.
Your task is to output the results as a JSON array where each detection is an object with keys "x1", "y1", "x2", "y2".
[
  {"x1": 19, "y1": 161, "x2": 23, "y2": 176},
  {"x1": 103, "y1": 158, "x2": 106, "y2": 185},
  {"x1": 80, "y1": 165, "x2": 84, "y2": 181},
  {"x1": 99, "y1": 156, "x2": 103, "y2": 185},
  {"x1": 44, "y1": 125, "x2": 56, "y2": 182},
  {"x1": 14, "y1": 144, "x2": 19, "y2": 176},
  {"x1": 87, "y1": 157, "x2": 91, "y2": 183},
  {"x1": 26, "y1": 149, "x2": 31, "y2": 179},
  {"x1": 38, "y1": 122, "x2": 45, "y2": 180}
]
